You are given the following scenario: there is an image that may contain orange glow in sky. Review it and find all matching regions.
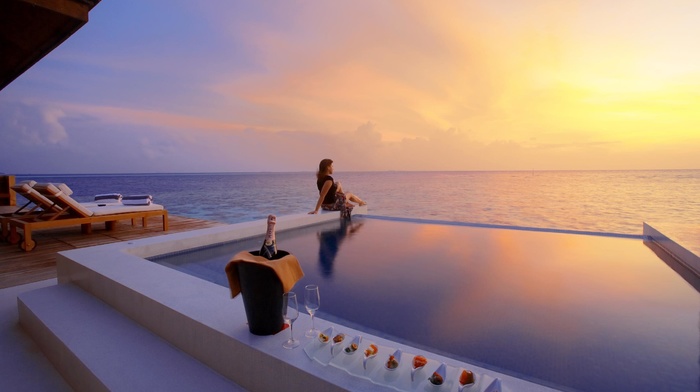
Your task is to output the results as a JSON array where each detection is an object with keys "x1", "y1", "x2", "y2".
[{"x1": 1, "y1": 0, "x2": 698, "y2": 173}]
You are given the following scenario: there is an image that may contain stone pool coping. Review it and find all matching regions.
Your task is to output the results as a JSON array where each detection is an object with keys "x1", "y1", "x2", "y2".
[{"x1": 49, "y1": 206, "x2": 566, "y2": 391}]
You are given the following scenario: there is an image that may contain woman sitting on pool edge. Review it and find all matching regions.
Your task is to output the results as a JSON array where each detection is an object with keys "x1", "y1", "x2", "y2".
[{"x1": 309, "y1": 159, "x2": 366, "y2": 218}]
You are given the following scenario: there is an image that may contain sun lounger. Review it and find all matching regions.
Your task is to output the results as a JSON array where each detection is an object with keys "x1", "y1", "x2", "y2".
[
  {"x1": 6, "y1": 183, "x2": 168, "y2": 251},
  {"x1": 1, "y1": 180, "x2": 65, "y2": 241},
  {"x1": 5, "y1": 180, "x2": 63, "y2": 214}
]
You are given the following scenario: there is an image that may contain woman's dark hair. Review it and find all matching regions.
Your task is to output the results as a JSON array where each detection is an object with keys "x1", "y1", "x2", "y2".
[{"x1": 316, "y1": 159, "x2": 333, "y2": 179}]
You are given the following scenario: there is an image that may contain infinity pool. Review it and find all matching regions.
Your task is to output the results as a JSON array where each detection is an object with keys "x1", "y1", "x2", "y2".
[{"x1": 150, "y1": 216, "x2": 700, "y2": 392}]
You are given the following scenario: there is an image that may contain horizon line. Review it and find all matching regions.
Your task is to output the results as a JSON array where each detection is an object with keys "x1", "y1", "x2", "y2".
[{"x1": 6, "y1": 168, "x2": 700, "y2": 177}]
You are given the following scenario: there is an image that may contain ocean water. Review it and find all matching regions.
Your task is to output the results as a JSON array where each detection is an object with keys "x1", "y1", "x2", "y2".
[{"x1": 15, "y1": 170, "x2": 700, "y2": 240}]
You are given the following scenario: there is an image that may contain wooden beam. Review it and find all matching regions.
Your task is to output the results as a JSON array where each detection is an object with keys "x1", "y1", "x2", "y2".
[
  {"x1": 16, "y1": 0, "x2": 91, "y2": 21},
  {"x1": 0, "y1": 0, "x2": 100, "y2": 90}
]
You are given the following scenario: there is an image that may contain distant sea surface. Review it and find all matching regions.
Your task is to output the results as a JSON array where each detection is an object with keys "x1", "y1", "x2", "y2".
[{"x1": 15, "y1": 170, "x2": 700, "y2": 245}]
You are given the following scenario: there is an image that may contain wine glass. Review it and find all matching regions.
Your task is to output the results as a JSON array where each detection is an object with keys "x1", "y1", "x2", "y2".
[
  {"x1": 304, "y1": 284, "x2": 320, "y2": 337},
  {"x1": 282, "y1": 292, "x2": 300, "y2": 349}
]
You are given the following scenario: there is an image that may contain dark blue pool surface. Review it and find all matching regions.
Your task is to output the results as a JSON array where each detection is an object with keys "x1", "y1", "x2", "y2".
[{"x1": 150, "y1": 216, "x2": 700, "y2": 392}]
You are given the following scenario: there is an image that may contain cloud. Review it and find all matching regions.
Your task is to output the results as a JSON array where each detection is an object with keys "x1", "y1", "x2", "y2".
[
  {"x1": 2, "y1": 0, "x2": 699, "y2": 173},
  {"x1": 0, "y1": 101, "x2": 68, "y2": 146},
  {"x1": 1, "y1": 95, "x2": 698, "y2": 174}
]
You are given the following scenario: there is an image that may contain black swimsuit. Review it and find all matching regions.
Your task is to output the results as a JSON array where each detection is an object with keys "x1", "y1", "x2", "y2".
[{"x1": 317, "y1": 175, "x2": 337, "y2": 205}]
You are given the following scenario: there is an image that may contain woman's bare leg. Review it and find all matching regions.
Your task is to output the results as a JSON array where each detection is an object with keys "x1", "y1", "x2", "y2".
[
  {"x1": 336, "y1": 182, "x2": 366, "y2": 206},
  {"x1": 344, "y1": 192, "x2": 366, "y2": 206}
]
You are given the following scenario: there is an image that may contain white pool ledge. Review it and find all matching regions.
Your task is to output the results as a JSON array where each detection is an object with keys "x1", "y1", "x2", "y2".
[{"x1": 42, "y1": 206, "x2": 556, "y2": 391}]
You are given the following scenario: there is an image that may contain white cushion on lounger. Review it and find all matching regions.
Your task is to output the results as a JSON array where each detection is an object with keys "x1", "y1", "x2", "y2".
[
  {"x1": 34, "y1": 183, "x2": 93, "y2": 217},
  {"x1": 10, "y1": 181, "x2": 57, "y2": 212},
  {"x1": 11, "y1": 181, "x2": 39, "y2": 195},
  {"x1": 11, "y1": 182, "x2": 35, "y2": 193},
  {"x1": 84, "y1": 202, "x2": 164, "y2": 216},
  {"x1": 18, "y1": 180, "x2": 37, "y2": 187},
  {"x1": 12, "y1": 183, "x2": 39, "y2": 199},
  {"x1": 53, "y1": 183, "x2": 73, "y2": 196}
]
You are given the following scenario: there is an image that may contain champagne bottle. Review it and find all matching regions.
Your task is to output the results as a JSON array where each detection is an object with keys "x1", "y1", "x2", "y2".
[{"x1": 259, "y1": 214, "x2": 277, "y2": 259}]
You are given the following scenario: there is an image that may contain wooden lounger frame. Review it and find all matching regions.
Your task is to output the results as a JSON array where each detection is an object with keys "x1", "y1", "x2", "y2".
[
  {"x1": 5, "y1": 183, "x2": 168, "y2": 252},
  {"x1": 1, "y1": 182, "x2": 65, "y2": 241},
  {"x1": 7, "y1": 209, "x2": 169, "y2": 251}
]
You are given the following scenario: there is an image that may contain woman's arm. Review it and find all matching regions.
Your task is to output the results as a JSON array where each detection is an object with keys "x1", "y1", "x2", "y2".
[{"x1": 309, "y1": 180, "x2": 333, "y2": 214}]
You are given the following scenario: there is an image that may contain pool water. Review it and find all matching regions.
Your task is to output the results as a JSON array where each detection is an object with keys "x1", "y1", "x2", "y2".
[{"x1": 150, "y1": 216, "x2": 700, "y2": 392}]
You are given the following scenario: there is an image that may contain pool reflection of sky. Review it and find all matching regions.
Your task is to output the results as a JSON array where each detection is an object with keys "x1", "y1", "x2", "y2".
[{"x1": 152, "y1": 217, "x2": 700, "y2": 392}]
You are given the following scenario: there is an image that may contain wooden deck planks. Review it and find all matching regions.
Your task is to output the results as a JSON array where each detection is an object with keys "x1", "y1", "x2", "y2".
[{"x1": 0, "y1": 215, "x2": 226, "y2": 289}]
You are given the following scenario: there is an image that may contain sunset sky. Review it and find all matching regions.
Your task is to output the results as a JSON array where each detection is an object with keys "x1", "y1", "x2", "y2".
[{"x1": 1, "y1": 0, "x2": 699, "y2": 173}]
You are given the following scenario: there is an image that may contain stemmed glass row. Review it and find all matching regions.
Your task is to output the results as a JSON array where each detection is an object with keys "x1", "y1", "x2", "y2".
[{"x1": 282, "y1": 284, "x2": 320, "y2": 349}]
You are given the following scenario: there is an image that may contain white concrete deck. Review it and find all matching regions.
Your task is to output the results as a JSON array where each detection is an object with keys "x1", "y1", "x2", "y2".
[{"x1": 0, "y1": 279, "x2": 72, "y2": 392}]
